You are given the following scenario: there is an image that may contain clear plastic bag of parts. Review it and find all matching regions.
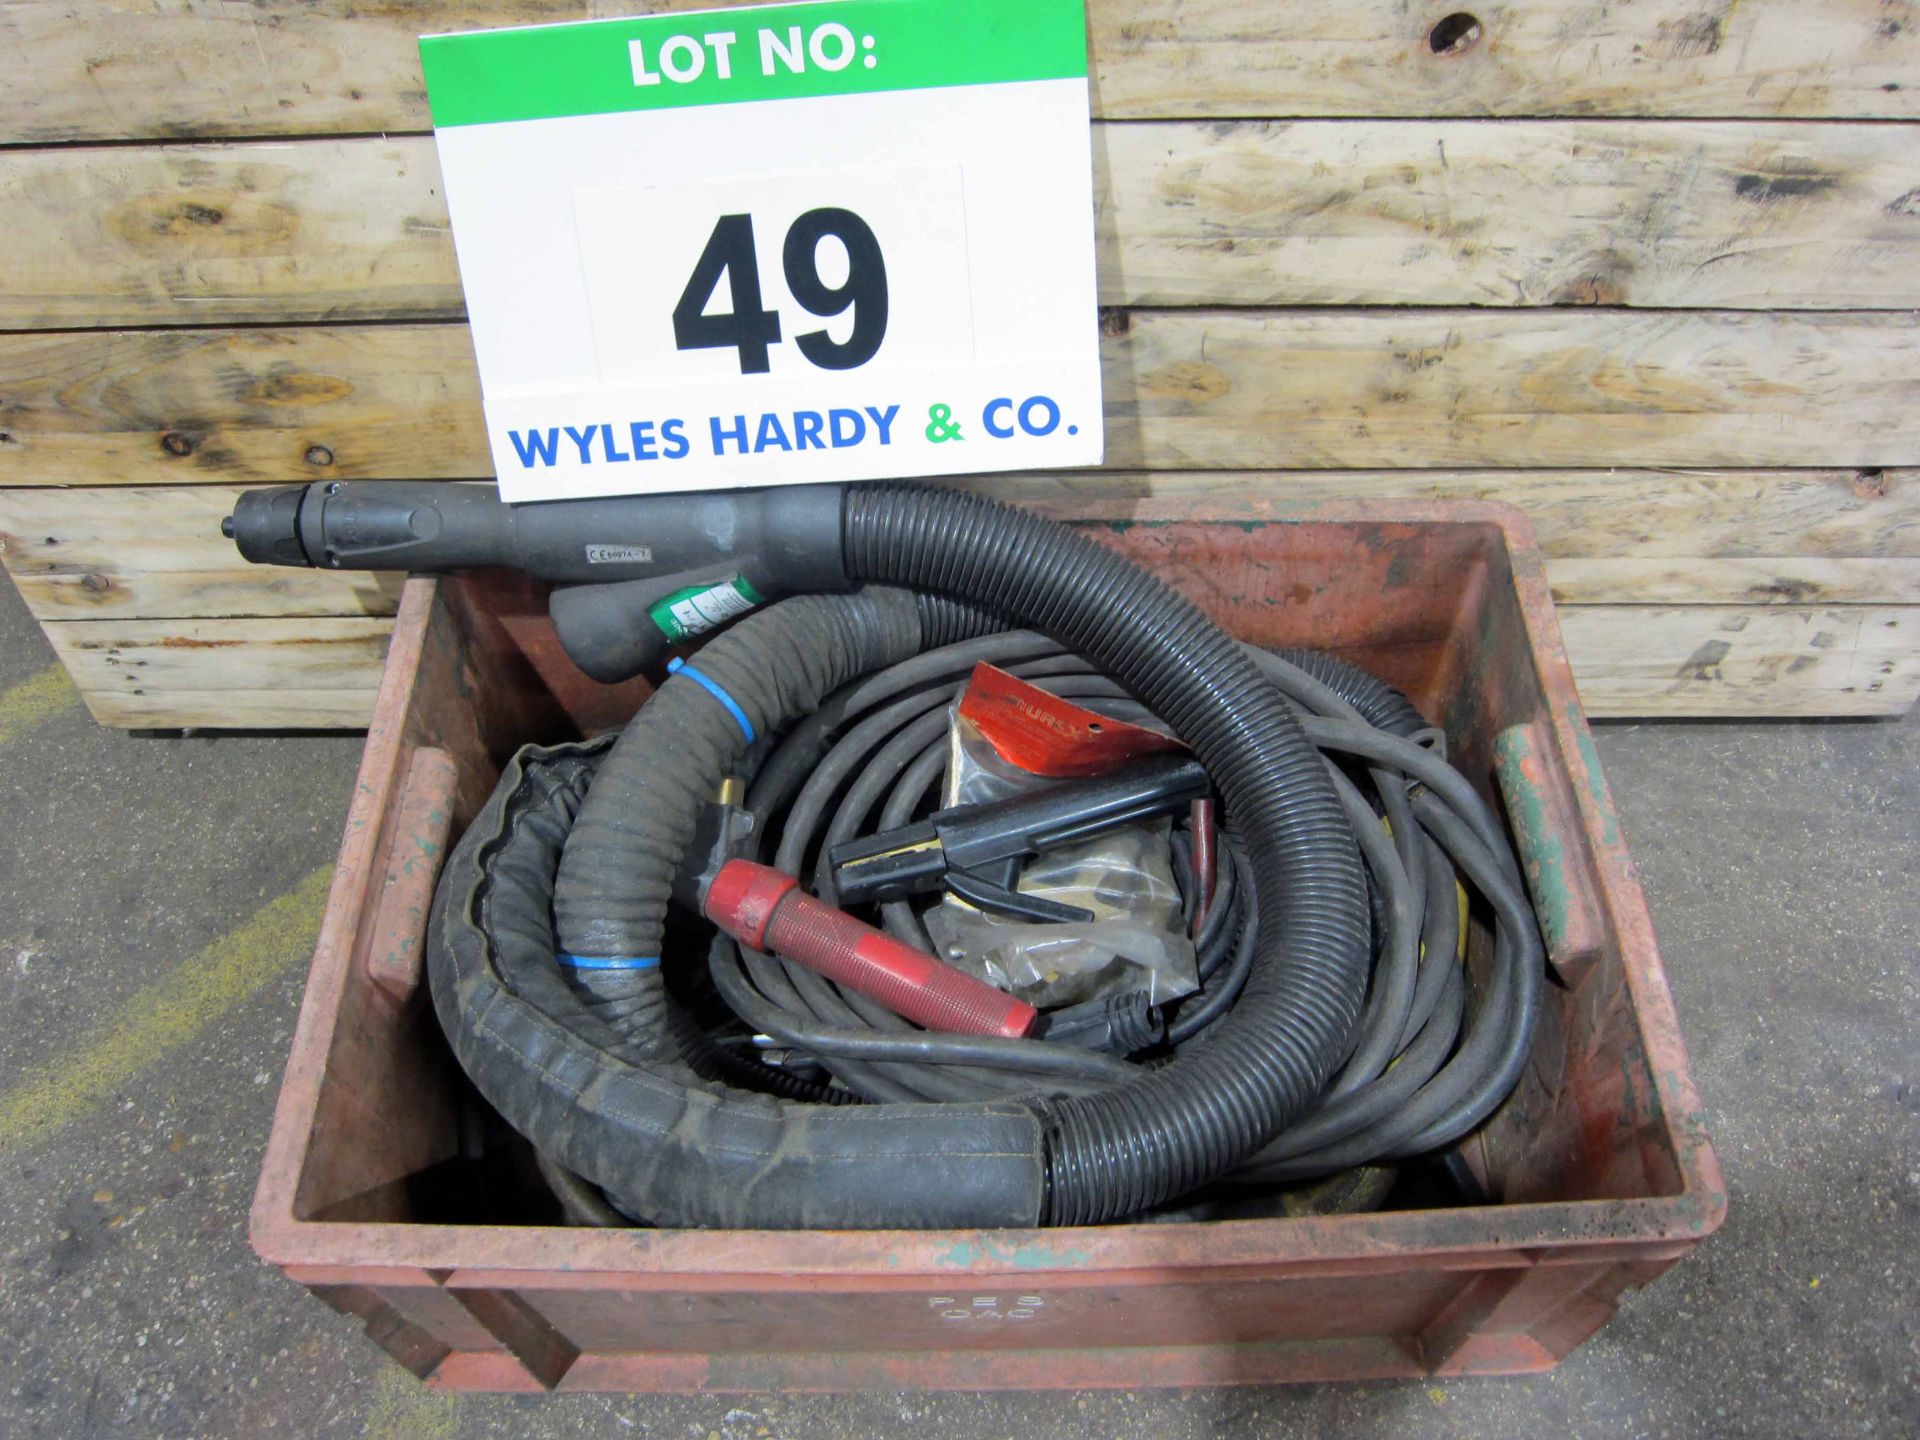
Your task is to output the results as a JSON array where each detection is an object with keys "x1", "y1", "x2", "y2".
[{"x1": 921, "y1": 708, "x2": 1199, "y2": 1008}]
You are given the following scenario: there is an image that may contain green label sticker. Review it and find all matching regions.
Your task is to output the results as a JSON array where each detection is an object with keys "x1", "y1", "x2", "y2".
[
  {"x1": 421, "y1": 0, "x2": 1088, "y2": 128},
  {"x1": 648, "y1": 575, "x2": 766, "y2": 641}
]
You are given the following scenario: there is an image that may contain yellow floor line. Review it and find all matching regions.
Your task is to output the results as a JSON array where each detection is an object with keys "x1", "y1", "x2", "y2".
[
  {"x1": 0, "y1": 863, "x2": 334, "y2": 1155},
  {"x1": 0, "y1": 660, "x2": 79, "y2": 746},
  {"x1": 361, "y1": 1365, "x2": 461, "y2": 1440}
]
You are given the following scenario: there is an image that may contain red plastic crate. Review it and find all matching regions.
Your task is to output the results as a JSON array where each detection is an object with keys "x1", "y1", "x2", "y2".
[{"x1": 251, "y1": 496, "x2": 1724, "y2": 1392}]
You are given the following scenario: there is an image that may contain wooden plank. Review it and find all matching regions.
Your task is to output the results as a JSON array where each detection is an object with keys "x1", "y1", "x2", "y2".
[
  {"x1": 2, "y1": 0, "x2": 1915, "y2": 144},
  {"x1": 6, "y1": 473, "x2": 1916, "y2": 620},
  {"x1": 0, "y1": 140, "x2": 451, "y2": 328},
  {"x1": 1544, "y1": 557, "x2": 1920, "y2": 606},
  {"x1": 1557, "y1": 606, "x2": 1920, "y2": 715},
  {"x1": 1096, "y1": 121, "x2": 1920, "y2": 309},
  {"x1": 0, "y1": 485, "x2": 405, "y2": 617},
  {"x1": 1101, "y1": 309, "x2": 1920, "y2": 470},
  {"x1": 44, "y1": 613, "x2": 394, "y2": 690},
  {"x1": 74, "y1": 686, "x2": 389, "y2": 730},
  {"x1": 39, "y1": 605, "x2": 1919, "y2": 728},
  {"x1": 5, "y1": 313, "x2": 1918, "y2": 482},
  {"x1": 0, "y1": 326, "x2": 483, "y2": 483},
  {"x1": 8, "y1": 122, "x2": 1920, "y2": 327},
  {"x1": 1088, "y1": 0, "x2": 1920, "y2": 121},
  {"x1": 1, "y1": 560, "x2": 404, "y2": 620},
  {"x1": 41, "y1": 614, "x2": 393, "y2": 727}
]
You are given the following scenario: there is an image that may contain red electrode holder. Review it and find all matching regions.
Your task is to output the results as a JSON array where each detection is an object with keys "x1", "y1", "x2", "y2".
[{"x1": 702, "y1": 860, "x2": 1039, "y2": 1040}]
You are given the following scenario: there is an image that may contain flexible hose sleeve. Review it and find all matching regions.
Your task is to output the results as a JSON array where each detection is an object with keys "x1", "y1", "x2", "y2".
[
  {"x1": 842, "y1": 483, "x2": 1372, "y2": 1224},
  {"x1": 510, "y1": 589, "x2": 1042, "y2": 1227}
]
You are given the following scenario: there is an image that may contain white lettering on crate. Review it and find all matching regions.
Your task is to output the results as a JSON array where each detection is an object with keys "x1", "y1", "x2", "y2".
[{"x1": 926, "y1": 1294, "x2": 1045, "y2": 1322}]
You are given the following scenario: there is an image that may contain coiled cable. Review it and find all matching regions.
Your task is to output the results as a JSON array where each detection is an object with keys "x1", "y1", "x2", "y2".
[{"x1": 706, "y1": 629, "x2": 1542, "y2": 1188}]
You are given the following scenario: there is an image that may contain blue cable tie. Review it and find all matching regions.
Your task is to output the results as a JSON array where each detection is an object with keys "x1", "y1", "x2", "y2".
[
  {"x1": 666, "y1": 656, "x2": 755, "y2": 743},
  {"x1": 555, "y1": 953, "x2": 660, "y2": 971}
]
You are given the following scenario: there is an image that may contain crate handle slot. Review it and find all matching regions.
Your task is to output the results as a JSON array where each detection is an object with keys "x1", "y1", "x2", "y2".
[{"x1": 1493, "y1": 721, "x2": 1603, "y2": 987}]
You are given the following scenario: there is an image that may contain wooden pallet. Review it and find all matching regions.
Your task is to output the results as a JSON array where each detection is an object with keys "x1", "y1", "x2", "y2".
[{"x1": 1, "y1": 0, "x2": 1917, "y2": 727}]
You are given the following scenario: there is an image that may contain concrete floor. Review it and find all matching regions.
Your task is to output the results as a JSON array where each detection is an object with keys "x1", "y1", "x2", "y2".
[{"x1": 0, "y1": 573, "x2": 1914, "y2": 1440}]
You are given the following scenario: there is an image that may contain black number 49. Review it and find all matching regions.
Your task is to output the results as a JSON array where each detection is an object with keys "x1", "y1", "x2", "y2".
[{"x1": 672, "y1": 208, "x2": 888, "y2": 374}]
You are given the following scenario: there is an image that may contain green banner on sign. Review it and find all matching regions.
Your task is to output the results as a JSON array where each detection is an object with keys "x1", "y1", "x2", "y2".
[{"x1": 421, "y1": 0, "x2": 1088, "y2": 128}]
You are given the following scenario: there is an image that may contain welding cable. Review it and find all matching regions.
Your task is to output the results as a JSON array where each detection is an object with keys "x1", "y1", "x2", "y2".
[
  {"x1": 688, "y1": 639, "x2": 1201, "y2": 1107},
  {"x1": 1388, "y1": 795, "x2": 1545, "y2": 1152},
  {"x1": 1401, "y1": 838, "x2": 1465, "y2": 1047},
  {"x1": 1176, "y1": 648, "x2": 1541, "y2": 1181},
  {"x1": 737, "y1": 637, "x2": 1543, "y2": 1190},
  {"x1": 735, "y1": 657, "x2": 1209, "y2": 1104},
  {"x1": 1317, "y1": 763, "x2": 1421, "y2": 1096},
  {"x1": 705, "y1": 933, "x2": 1138, "y2": 1085},
  {"x1": 699, "y1": 627, "x2": 1538, "y2": 1187},
  {"x1": 700, "y1": 623, "x2": 1529, "y2": 1187},
  {"x1": 1173, "y1": 830, "x2": 1244, "y2": 983},
  {"x1": 1163, "y1": 852, "x2": 1260, "y2": 1045}
]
